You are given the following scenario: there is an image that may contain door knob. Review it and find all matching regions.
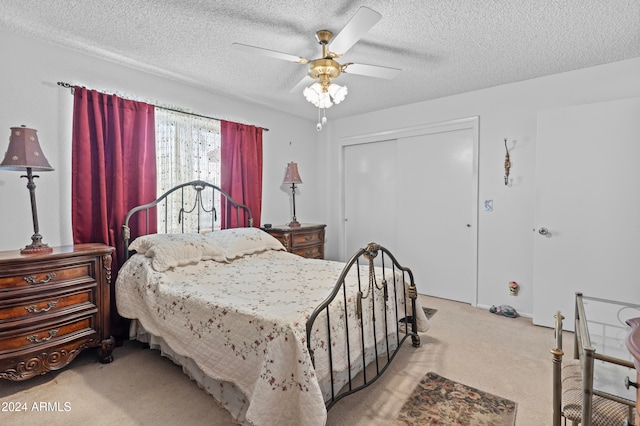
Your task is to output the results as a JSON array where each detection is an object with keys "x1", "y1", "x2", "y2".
[
  {"x1": 538, "y1": 227, "x2": 549, "y2": 236},
  {"x1": 625, "y1": 376, "x2": 638, "y2": 389}
]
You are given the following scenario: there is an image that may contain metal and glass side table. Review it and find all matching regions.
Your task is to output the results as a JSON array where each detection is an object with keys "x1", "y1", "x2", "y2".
[{"x1": 574, "y1": 292, "x2": 640, "y2": 425}]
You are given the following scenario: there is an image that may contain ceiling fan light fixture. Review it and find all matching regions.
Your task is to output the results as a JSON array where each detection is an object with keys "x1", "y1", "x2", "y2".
[
  {"x1": 328, "y1": 83, "x2": 347, "y2": 104},
  {"x1": 303, "y1": 83, "x2": 324, "y2": 107},
  {"x1": 303, "y1": 82, "x2": 347, "y2": 108}
]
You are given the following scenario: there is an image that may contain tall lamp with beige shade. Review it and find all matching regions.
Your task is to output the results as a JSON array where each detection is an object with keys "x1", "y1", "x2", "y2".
[
  {"x1": 0, "y1": 126, "x2": 54, "y2": 254},
  {"x1": 282, "y1": 161, "x2": 302, "y2": 228}
]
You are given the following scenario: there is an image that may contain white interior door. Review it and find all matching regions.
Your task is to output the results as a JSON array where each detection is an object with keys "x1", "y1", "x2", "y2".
[
  {"x1": 343, "y1": 118, "x2": 478, "y2": 304},
  {"x1": 533, "y1": 98, "x2": 640, "y2": 328}
]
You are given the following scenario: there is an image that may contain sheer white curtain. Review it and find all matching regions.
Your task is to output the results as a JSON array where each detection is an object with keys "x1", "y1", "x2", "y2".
[{"x1": 155, "y1": 108, "x2": 221, "y2": 233}]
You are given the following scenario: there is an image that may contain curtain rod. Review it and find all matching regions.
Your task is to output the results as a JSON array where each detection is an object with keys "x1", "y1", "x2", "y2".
[{"x1": 56, "y1": 81, "x2": 269, "y2": 131}]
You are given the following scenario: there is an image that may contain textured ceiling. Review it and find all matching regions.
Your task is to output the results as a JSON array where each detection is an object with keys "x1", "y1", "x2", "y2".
[{"x1": 1, "y1": 1, "x2": 639, "y2": 120}]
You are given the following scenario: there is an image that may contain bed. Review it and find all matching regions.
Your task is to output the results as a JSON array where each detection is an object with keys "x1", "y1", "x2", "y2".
[{"x1": 115, "y1": 181, "x2": 429, "y2": 426}]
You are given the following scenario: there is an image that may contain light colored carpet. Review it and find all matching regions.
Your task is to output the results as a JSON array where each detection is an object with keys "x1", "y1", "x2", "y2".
[{"x1": 0, "y1": 295, "x2": 555, "y2": 426}]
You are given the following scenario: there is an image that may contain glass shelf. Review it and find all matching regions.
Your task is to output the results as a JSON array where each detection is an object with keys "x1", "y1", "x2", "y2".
[{"x1": 577, "y1": 294, "x2": 640, "y2": 403}]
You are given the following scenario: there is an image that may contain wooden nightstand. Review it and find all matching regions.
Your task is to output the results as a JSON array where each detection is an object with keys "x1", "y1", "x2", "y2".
[
  {"x1": 0, "y1": 244, "x2": 115, "y2": 381},
  {"x1": 263, "y1": 224, "x2": 326, "y2": 259}
]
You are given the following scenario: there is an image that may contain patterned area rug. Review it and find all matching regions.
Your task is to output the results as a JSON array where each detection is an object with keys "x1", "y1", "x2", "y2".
[{"x1": 395, "y1": 372, "x2": 517, "y2": 426}]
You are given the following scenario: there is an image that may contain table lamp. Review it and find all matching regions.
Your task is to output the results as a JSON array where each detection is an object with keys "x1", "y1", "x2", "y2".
[
  {"x1": 0, "y1": 126, "x2": 54, "y2": 254},
  {"x1": 282, "y1": 162, "x2": 302, "y2": 227}
]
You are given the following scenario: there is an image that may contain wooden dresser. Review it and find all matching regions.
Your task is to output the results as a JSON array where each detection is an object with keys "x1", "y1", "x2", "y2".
[
  {"x1": 0, "y1": 244, "x2": 115, "y2": 381},
  {"x1": 626, "y1": 317, "x2": 640, "y2": 426},
  {"x1": 263, "y1": 224, "x2": 326, "y2": 259}
]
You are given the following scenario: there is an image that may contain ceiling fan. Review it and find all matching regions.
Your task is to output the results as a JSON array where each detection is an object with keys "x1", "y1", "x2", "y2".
[{"x1": 232, "y1": 6, "x2": 400, "y2": 111}]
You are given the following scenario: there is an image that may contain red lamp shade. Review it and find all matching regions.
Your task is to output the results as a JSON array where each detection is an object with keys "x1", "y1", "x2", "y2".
[
  {"x1": 0, "y1": 127, "x2": 54, "y2": 171},
  {"x1": 282, "y1": 161, "x2": 302, "y2": 185}
]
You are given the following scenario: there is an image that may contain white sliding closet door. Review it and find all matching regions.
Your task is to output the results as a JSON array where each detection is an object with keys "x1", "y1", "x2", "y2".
[
  {"x1": 343, "y1": 139, "x2": 398, "y2": 259},
  {"x1": 395, "y1": 131, "x2": 475, "y2": 302},
  {"x1": 343, "y1": 118, "x2": 478, "y2": 304}
]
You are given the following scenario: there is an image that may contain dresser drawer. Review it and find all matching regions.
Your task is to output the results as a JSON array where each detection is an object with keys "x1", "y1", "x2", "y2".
[
  {"x1": 0, "y1": 316, "x2": 96, "y2": 352},
  {"x1": 293, "y1": 245, "x2": 323, "y2": 259},
  {"x1": 0, "y1": 287, "x2": 95, "y2": 326},
  {"x1": 291, "y1": 231, "x2": 322, "y2": 247},
  {"x1": 0, "y1": 262, "x2": 93, "y2": 292}
]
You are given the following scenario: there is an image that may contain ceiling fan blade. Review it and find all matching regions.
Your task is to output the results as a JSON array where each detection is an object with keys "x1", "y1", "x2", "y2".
[
  {"x1": 290, "y1": 75, "x2": 315, "y2": 93},
  {"x1": 329, "y1": 6, "x2": 381, "y2": 55},
  {"x1": 343, "y1": 63, "x2": 401, "y2": 79},
  {"x1": 232, "y1": 43, "x2": 308, "y2": 64}
]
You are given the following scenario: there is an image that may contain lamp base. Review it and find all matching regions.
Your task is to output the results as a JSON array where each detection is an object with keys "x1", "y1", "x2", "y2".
[
  {"x1": 20, "y1": 233, "x2": 53, "y2": 255},
  {"x1": 288, "y1": 220, "x2": 301, "y2": 228},
  {"x1": 21, "y1": 243, "x2": 53, "y2": 255}
]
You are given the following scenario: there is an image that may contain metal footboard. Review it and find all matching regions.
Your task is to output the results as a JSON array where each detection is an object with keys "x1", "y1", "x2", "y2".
[{"x1": 305, "y1": 242, "x2": 420, "y2": 410}]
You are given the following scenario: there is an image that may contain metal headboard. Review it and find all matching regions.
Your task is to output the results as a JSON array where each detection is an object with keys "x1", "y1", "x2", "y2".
[{"x1": 121, "y1": 180, "x2": 253, "y2": 260}]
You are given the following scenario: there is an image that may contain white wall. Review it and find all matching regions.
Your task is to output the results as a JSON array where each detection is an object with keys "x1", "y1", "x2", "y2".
[
  {"x1": 324, "y1": 57, "x2": 640, "y2": 317},
  {"x1": 4, "y1": 25, "x2": 639, "y2": 319},
  {"x1": 0, "y1": 27, "x2": 321, "y2": 252}
]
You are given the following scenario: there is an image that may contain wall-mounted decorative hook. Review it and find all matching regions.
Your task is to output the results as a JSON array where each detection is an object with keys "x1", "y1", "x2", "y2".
[{"x1": 503, "y1": 138, "x2": 511, "y2": 186}]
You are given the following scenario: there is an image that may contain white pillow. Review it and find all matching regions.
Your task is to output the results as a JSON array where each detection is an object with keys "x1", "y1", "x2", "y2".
[
  {"x1": 129, "y1": 233, "x2": 176, "y2": 254},
  {"x1": 207, "y1": 227, "x2": 285, "y2": 259},
  {"x1": 129, "y1": 233, "x2": 227, "y2": 271}
]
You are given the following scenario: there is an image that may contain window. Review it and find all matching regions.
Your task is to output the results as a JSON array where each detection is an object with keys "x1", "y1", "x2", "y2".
[{"x1": 155, "y1": 108, "x2": 221, "y2": 233}]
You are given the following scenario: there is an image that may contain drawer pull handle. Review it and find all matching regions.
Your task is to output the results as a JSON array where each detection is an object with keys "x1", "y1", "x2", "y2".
[
  {"x1": 25, "y1": 300, "x2": 59, "y2": 313},
  {"x1": 26, "y1": 329, "x2": 59, "y2": 343},
  {"x1": 24, "y1": 273, "x2": 57, "y2": 285}
]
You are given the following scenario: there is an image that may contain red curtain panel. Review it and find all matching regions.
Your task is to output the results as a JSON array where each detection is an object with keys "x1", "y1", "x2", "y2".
[
  {"x1": 220, "y1": 120, "x2": 263, "y2": 228},
  {"x1": 71, "y1": 87, "x2": 156, "y2": 337}
]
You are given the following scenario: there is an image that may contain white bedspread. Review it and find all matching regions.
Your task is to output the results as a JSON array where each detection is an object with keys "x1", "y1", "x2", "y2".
[{"x1": 116, "y1": 249, "x2": 429, "y2": 426}]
